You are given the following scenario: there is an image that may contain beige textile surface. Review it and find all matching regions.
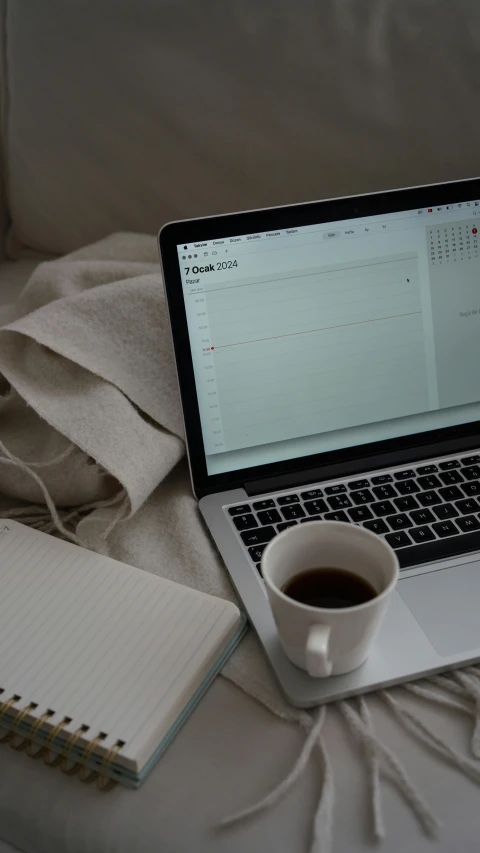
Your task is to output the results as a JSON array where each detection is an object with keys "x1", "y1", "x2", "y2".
[
  {"x1": 0, "y1": 234, "x2": 294, "y2": 720},
  {"x1": 3, "y1": 0, "x2": 480, "y2": 257},
  {"x1": 3, "y1": 240, "x2": 480, "y2": 853},
  {"x1": 0, "y1": 676, "x2": 478, "y2": 853}
]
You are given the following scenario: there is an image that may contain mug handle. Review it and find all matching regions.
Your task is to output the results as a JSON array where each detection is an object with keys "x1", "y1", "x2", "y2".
[{"x1": 306, "y1": 624, "x2": 332, "y2": 677}]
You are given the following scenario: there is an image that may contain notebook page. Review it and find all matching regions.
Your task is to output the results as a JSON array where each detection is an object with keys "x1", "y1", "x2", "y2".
[{"x1": 0, "y1": 522, "x2": 241, "y2": 771}]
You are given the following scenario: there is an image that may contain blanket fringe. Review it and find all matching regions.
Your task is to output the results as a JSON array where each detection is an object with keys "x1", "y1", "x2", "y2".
[
  {"x1": 220, "y1": 692, "x2": 447, "y2": 850},
  {"x1": 357, "y1": 696, "x2": 385, "y2": 840},
  {"x1": 381, "y1": 689, "x2": 480, "y2": 784},
  {"x1": 16, "y1": 442, "x2": 77, "y2": 469},
  {"x1": 402, "y1": 682, "x2": 473, "y2": 715},
  {"x1": 429, "y1": 672, "x2": 472, "y2": 695},
  {"x1": 219, "y1": 706, "x2": 335, "y2": 853},
  {"x1": 339, "y1": 698, "x2": 440, "y2": 838},
  {"x1": 422, "y1": 669, "x2": 480, "y2": 757},
  {"x1": 311, "y1": 726, "x2": 335, "y2": 853},
  {"x1": 451, "y1": 671, "x2": 480, "y2": 757},
  {"x1": 0, "y1": 438, "x2": 127, "y2": 544},
  {"x1": 219, "y1": 706, "x2": 327, "y2": 826}
]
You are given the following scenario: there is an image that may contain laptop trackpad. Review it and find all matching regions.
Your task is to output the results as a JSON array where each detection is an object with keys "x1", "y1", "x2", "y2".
[{"x1": 399, "y1": 560, "x2": 480, "y2": 656}]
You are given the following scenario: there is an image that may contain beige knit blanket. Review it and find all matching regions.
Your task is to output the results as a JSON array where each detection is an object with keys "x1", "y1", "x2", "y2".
[{"x1": 2, "y1": 235, "x2": 480, "y2": 852}]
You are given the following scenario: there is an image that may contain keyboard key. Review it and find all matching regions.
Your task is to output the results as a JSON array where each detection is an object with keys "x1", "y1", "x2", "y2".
[
  {"x1": 397, "y1": 529, "x2": 480, "y2": 569},
  {"x1": 410, "y1": 508, "x2": 435, "y2": 525},
  {"x1": 324, "y1": 484, "x2": 347, "y2": 495},
  {"x1": 228, "y1": 504, "x2": 251, "y2": 516},
  {"x1": 386, "y1": 513, "x2": 413, "y2": 530},
  {"x1": 417, "y1": 474, "x2": 441, "y2": 490},
  {"x1": 363, "y1": 519, "x2": 388, "y2": 534},
  {"x1": 277, "y1": 521, "x2": 297, "y2": 532},
  {"x1": 410, "y1": 525, "x2": 435, "y2": 542},
  {"x1": 348, "y1": 506, "x2": 374, "y2": 523},
  {"x1": 461, "y1": 455, "x2": 480, "y2": 466},
  {"x1": 417, "y1": 490, "x2": 441, "y2": 507},
  {"x1": 281, "y1": 504, "x2": 306, "y2": 520},
  {"x1": 456, "y1": 498, "x2": 479, "y2": 515},
  {"x1": 462, "y1": 481, "x2": 480, "y2": 496},
  {"x1": 304, "y1": 498, "x2": 328, "y2": 515},
  {"x1": 348, "y1": 479, "x2": 370, "y2": 490},
  {"x1": 433, "y1": 503, "x2": 458, "y2": 520},
  {"x1": 458, "y1": 515, "x2": 480, "y2": 532},
  {"x1": 462, "y1": 465, "x2": 480, "y2": 481},
  {"x1": 300, "y1": 489, "x2": 323, "y2": 501},
  {"x1": 324, "y1": 510, "x2": 349, "y2": 522},
  {"x1": 439, "y1": 459, "x2": 461, "y2": 470},
  {"x1": 396, "y1": 479, "x2": 420, "y2": 495},
  {"x1": 371, "y1": 474, "x2": 393, "y2": 485},
  {"x1": 438, "y1": 486, "x2": 463, "y2": 502},
  {"x1": 417, "y1": 464, "x2": 438, "y2": 474},
  {"x1": 241, "y1": 526, "x2": 276, "y2": 546},
  {"x1": 439, "y1": 470, "x2": 464, "y2": 485},
  {"x1": 432, "y1": 520, "x2": 458, "y2": 538},
  {"x1": 373, "y1": 484, "x2": 397, "y2": 500},
  {"x1": 277, "y1": 494, "x2": 300, "y2": 505},
  {"x1": 252, "y1": 499, "x2": 275, "y2": 511},
  {"x1": 327, "y1": 494, "x2": 352, "y2": 510},
  {"x1": 256, "y1": 563, "x2": 262, "y2": 575},
  {"x1": 233, "y1": 513, "x2": 258, "y2": 531},
  {"x1": 257, "y1": 508, "x2": 282, "y2": 526},
  {"x1": 394, "y1": 469, "x2": 416, "y2": 480},
  {"x1": 385, "y1": 531, "x2": 412, "y2": 549},
  {"x1": 301, "y1": 516, "x2": 321, "y2": 523},
  {"x1": 410, "y1": 525, "x2": 435, "y2": 543},
  {"x1": 248, "y1": 544, "x2": 268, "y2": 562},
  {"x1": 394, "y1": 496, "x2": 419, "y2": 512},
  {"x1": 371, "y1": 500, "x2": 395, "y2": 517},
  {"x1": 350, "y1": 489, "x2": 374, "y2": 505}
]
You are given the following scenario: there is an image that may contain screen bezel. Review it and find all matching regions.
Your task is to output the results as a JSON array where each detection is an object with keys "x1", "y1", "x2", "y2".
[{"x1": 159, "y1": 178, "x2": 480, "y2": 498}]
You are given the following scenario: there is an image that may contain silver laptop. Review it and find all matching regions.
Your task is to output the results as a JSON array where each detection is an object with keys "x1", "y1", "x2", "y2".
[{"x1": 159, "y1": 178, "x2": 480, "y2": 707}]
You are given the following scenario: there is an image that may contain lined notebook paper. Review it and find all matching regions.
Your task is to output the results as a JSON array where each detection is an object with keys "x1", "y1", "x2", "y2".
[{"x1": 0, "y1": 521, "x2": 245, "y2": 789}]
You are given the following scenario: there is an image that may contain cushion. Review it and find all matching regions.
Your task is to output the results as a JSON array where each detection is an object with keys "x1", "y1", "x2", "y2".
[
  {"x1": 4, "y1": 0, "x2": 480, "y2": 257},
  {"x1": 0, "y1": 259, "x2": 40, "y2": 306},
  {"x1": 0, "y1": 0, "x2": 8, "y2": 259}
]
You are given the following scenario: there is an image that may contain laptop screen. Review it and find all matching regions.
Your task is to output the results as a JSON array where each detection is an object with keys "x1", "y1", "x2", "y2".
[{"x1": 177, "y1": 199, "x2": 480, "y2": 476}]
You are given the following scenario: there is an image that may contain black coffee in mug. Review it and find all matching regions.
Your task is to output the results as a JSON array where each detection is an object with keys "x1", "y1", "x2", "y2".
[{"x1": 282, "y1": 567, "x2": 377, "y2": 609}]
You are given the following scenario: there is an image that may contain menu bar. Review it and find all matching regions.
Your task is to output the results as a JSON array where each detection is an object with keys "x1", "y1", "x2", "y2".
[
  {"x1": 178, "y1": 200, "x2": 480, "y2": 253},
  {"x1": 181, "y1": 229, "x2": 301, "y2": 250}
]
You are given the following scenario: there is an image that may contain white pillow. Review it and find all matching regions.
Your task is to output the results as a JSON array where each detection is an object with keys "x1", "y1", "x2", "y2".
[{"x1": 4, "y1": 0, "x2": 480, "y2": 256}]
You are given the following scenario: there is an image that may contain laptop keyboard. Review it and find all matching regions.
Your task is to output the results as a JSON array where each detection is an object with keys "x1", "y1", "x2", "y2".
[{"x1": 226, "y1": 453, "x2": 480, "y2": 573}]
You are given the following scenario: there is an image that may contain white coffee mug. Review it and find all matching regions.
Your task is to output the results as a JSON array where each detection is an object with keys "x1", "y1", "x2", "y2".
[{"x1": 261, "y1": 521, "x2": 399, "y2": 678}]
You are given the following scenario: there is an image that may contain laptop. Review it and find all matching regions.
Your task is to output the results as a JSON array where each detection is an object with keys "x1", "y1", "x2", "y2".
[{"x1": 159, "y1": 177, "x2": 480, "y2": 707}]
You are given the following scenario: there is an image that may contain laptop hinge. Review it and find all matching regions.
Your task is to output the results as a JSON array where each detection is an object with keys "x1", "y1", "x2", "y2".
[{"x1": 243, "y1": 434, "x2": 480, "y2": 497}]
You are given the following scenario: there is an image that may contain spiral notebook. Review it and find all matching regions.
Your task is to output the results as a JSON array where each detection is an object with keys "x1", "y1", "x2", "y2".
[{"x1": 0, "y1": 521, "x2": 246, "y2": 789}]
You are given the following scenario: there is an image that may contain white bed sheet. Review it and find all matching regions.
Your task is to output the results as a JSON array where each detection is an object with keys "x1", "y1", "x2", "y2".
[
  {"x1": 1, "y1": 247, "x2": 480, "y2": 853},
  {"x1": 1, "y1": 676, "x2": 480, "y2": 853},
  {"x1": 1, "y1": 264, "x2": 480, "y2": 853}
]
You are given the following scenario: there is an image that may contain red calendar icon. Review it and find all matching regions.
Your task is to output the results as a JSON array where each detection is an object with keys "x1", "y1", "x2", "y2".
[{"x1": 428, "y1": 221, "x2": 479, "y2": 266}]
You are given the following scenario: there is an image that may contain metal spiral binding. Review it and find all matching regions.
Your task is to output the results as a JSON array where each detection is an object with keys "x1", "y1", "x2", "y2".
[
  {"x1": 9, "y1": 702, "x2": 37, "y2": 750},
  {"x1": 27, "y1": 710, "x2": 53, "y2": 759},
  {"x1": 97, "y1": 739, "x2": 124, "y2": 791},
  {"x1": 44, "y1": 716, "x2": 69, "y2": 766},
  {"x1": 61, "y1": 726, "x2": 86, "y2": 776},
  {"x1": 0, "y1": 696, "x2": 19, "y2": 743},
  {"x1": 0, "y1": 691, "x2": 121, "y2": 790}
]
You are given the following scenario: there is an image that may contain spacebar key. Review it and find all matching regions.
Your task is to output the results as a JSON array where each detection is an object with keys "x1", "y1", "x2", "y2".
[{"x1": 398, "y1": 530, "x2": 480, "y2": 569}]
